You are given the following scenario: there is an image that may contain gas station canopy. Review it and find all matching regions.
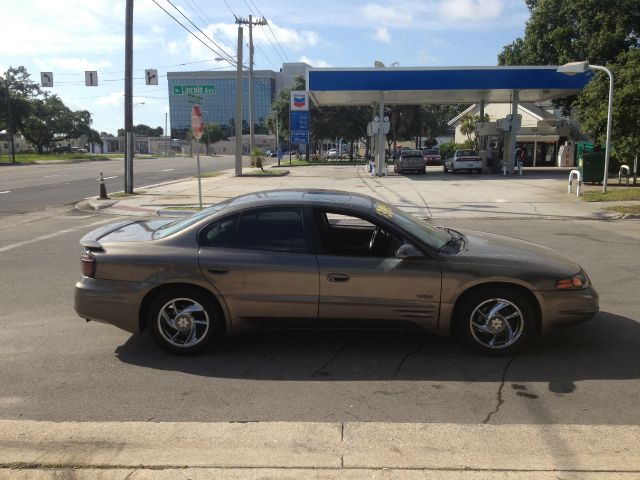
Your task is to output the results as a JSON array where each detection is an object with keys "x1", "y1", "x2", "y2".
[{"x1": 306, "y1": 66, "x2": 593, "y2": 106}]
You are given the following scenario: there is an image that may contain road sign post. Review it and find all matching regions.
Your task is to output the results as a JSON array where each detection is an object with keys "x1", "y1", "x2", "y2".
[{"x1": 191, "y1": 105, "x2": 205, "y2": 209}]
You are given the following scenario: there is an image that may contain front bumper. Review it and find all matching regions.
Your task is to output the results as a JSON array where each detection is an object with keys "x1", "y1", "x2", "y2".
[
  {"x1": 537, "y1": 285, "x2": 599, "y2": 334},
  {"x1": 74, "y1": 277, "x2": 144, "y2": 334}
]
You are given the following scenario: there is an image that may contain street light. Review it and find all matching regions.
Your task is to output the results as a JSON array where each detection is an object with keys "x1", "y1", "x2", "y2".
[{"x1": 557, "y1": 60, "x2": 614, "y2": 193}]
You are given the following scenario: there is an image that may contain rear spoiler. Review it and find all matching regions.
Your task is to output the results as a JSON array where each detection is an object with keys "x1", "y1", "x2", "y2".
[{"x1": 79, "y1": 220, "x2": 139, "y2": 250}]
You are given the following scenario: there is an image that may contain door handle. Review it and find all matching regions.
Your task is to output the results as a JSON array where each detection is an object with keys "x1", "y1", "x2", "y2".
[
  {"x1": 207, "y1": 266, "x2": 229, "y2": 274},
  {"x1": 327, "y1": 273, "x2": 350, "y2": 283}
]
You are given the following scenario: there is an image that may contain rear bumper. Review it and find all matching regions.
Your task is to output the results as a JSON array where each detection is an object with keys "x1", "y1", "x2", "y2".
[
  {"x1": 537, "y1": 286, "x2": 599, "y2": 333},
  {"x1": 74, "y1": 277, "x2": 143, "y2": 334}
]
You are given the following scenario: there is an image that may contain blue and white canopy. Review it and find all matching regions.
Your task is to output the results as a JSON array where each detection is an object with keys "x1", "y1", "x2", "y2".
[{"x1": 306, "y1": 66, "x2": 593, "y2": 106}]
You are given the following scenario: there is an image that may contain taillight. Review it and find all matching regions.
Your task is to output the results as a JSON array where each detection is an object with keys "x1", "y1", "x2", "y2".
[{"x1": 81, "y1": 249, "x2": 96, "y2": 278}]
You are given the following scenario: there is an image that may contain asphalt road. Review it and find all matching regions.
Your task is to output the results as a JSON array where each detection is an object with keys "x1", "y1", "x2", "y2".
[
  {"x1": 0, "y1": 155, "x2": 249, "y2": 216},
  {"x1": 1, "y1": 208, "x2": 638, "y2": 425}
]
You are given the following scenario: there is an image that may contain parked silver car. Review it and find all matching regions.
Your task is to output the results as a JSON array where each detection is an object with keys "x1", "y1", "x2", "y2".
[
  {"x1": 394, "y1": 150, "x2": 426, "y2": 175},
  {"x1": 75, "y1": 189, "x2": 598, "y2": 355}
]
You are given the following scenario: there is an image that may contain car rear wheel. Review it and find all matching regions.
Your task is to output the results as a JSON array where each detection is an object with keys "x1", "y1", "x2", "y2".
[
  {"x1": 456, "y1": 288, "x2": 535, "y2": 356},
  {"x1": 148, "y1": 288, "x2": 221, "y2": 355}
]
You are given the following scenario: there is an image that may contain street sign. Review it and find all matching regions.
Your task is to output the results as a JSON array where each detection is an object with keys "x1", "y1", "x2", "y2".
[
  {"x1": 186, "y1": 94, "x2": 203, "y2": 104},
  {"x1": 85, "y1": 71, "x2": 98, "y2": 86},
  {"x1": 173, "y1": 85, "x2": 215, "y2": 95},
  {"x1": 145, "y1": 69, "x2": 158, "y2": 85},
  {"x1": 40, "y1": 72, "x2": 53, "y2": 87},
  {"x1": 191, "y1": 105, "x2": 204, "y2": 139}
]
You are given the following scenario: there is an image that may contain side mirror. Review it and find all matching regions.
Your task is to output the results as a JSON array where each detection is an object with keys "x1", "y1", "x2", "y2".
[{"x1": 396, "y1": 243, "x2": 423, "y2": 259}]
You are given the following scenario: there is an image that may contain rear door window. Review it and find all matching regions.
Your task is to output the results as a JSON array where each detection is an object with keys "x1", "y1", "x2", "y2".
[{"x1": 235, "y1": 208, "x2": 309, "y2": 253}]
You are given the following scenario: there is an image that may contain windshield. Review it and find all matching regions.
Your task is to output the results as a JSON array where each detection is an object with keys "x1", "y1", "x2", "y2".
[
  {"x1": 373, "y1": 202, "x2": 451, "y2": 250},
  {"x1": 152, "y1": 202, "x2": 229, "y2": 239}
]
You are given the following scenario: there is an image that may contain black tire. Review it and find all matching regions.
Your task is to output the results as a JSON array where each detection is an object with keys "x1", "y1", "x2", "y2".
[
  {"x1": 455, "y1": 287, "x2": 535, "y2": 356},
  {"x1": 148, "y1": 287, "x2": 223, "y2": 355}
]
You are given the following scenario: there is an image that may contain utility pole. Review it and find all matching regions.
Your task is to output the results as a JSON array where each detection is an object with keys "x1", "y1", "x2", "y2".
[
  {"x1": 235, "y1": 15, "x2": 267, "y2": 153},
  {"x1": 235, "y1": 25, "x2": 243, "y2": 176},
  {"x1": 124, "y1": 0, "x2": 134, "y2": 193}
]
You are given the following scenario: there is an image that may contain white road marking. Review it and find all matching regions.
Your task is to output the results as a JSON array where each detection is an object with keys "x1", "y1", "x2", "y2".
[
  {"x1": 161, "y1": 168, "x2": 175, "y2": 172},
  {"x1": 495, "y1": 199, "x2": 506, "y2": 202},
  {"x1": 0, "y1": 191, "x2": 10, "y2": 194},
  {"x1": 43, "y1": 174, "x2": 61, "y2": 178},
  {"x1": 97, "y1": 175, "x2": 118, "y2": 180},
  {"x1": 0, "y1": 219, "x2": 112, "y2": 254}
]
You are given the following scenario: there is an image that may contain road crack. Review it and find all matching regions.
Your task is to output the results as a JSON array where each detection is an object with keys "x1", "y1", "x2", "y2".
[
  {"x1": 482, "y1": 355, "x2": 517, "y2": 424},
  {"x1": 392, "y1": 340, "x2": 425, "y2": 379},
  {"x1": 311, "y1": 344, "x2": 353, "y2": 378}
]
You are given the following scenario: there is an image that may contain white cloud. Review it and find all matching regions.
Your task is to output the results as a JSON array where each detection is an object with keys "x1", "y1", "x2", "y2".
[
  {"x1": 437, "y1": 0, "x2": 504, "y2": 21},
  {"x1": 96, "y1": 91, "x2": 125, "y2": 107},
  {"x1": 167, "y1": 41, "x2": 180, "y2": 55},
  {"x1": 361, "y1": 4, "x2": 412, "y2": 27},
  {"x1": 34, "y1": 58, "x2": 113, "y2": 73},
  {"x1": 374, "y1": 27, "x2": 391, "y2": 43},
  {"x1": 177, "y1": 21, "x2": 321, "y2": 63},
  {"x1": 298, "y1": 56, "x2": 332, "y2": 68}
]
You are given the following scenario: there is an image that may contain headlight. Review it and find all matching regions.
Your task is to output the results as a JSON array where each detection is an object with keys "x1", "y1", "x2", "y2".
[{"x1": 556, "y1": 270, "x2": 589, "y2": 290}]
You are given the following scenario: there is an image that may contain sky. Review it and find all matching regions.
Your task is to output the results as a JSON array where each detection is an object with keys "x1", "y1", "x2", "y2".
[{"x1": 0, "y1": 0, "x2": 531, "y2": 136}]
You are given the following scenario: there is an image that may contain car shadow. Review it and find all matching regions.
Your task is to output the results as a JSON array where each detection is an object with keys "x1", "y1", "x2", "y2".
[{"x1": 115, "y1": 311, "x2": 640, "y2": 384}]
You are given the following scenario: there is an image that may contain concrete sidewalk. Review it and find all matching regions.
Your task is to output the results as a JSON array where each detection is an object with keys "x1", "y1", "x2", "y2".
[
  {"x1": 82, "y1": 163, "x2": 630, "y2": 220},
  {"x1": 1, "y1": 420, "x2": 639, "y2": 479}
]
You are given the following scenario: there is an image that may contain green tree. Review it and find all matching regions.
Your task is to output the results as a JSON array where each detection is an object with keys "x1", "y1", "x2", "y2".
[
  {"x1": 498, "y1": 0, "x2": 640, "y2": 169},
  {"x1": 0, "y1": 66, "x2": 40, "y2": 162},
  {"x1": 459, "y1": 113, "x2": 489, "y2": 149},
  {"x1": 577, "y1": 48, "x2": 640, "y2": 169},
  {"x1": 498, "y1": 0, "x2": 640, "y2": 67},
  {"x1": 199, "y1": 122, "x2": 226, "y2": 154},
  {"x1": 117, "y1": 124, "x2": 163, "y2": 137},
  {"x1": 20, "y1": 93, "x2": 96, "y2": 154}
]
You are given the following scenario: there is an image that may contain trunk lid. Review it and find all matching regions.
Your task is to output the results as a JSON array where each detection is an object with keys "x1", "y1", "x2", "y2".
[{"x1": 80, "y1": 219, "x2": 174, "y2": 248}]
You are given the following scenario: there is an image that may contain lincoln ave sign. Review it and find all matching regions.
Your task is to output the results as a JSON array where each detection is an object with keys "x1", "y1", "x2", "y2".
[{"x1": 173, "y1": 85, "x2": 216, "y2": 95}]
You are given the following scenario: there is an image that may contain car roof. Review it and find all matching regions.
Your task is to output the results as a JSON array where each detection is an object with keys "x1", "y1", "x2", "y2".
[
  {"x1": 401, "y1": 150, "x2": 423, "y2": 155},
  {"x1": 226, "y1": 189, "x2": 375, "y2": 211}
]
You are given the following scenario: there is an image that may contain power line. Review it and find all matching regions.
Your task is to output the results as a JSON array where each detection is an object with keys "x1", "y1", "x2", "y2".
[
  {"x1": 152, "y1": 0, "x2": 237, "y2": 66},
  {"x1": 161, "y1": 0, "x2": 237, "y2": 64},
  {"x1": 248, "y1": 0, "x2": 291, "y2": 62}
]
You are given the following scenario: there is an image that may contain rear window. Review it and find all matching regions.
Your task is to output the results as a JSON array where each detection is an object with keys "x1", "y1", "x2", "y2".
[
  {"x1": 456, "y1": 150, "x2": 478, "y2": 157},
  {"x1": 153, "y1": 202, "x2": 228, "y2": 239},
  {"x1": 423, "y1": 149, "x2": 439, "y2": 155}
]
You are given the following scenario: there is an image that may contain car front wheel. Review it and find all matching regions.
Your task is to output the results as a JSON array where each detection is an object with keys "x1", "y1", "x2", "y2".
[
  {"x1": 457, "y1": 288, "x2": 535, "y2": 355},
  {"x1": 148, "y1": 288, "x2": 221, "y2": 355}
]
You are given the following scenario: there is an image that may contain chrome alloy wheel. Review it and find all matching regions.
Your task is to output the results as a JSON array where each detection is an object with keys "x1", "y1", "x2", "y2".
[
  {"x1": 157, "y1": 298, "x2": 210, "y2": 348},
  {"x1": 469, "y1": 298, "x2": 524, "y2": 350}
]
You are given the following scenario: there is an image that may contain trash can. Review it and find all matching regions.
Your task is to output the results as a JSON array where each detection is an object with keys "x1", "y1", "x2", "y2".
[{"x1": 577, "y1": 142, "x2": 605, "y2": 184}]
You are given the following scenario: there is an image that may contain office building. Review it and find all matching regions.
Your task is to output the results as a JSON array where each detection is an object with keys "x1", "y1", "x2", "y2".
[{"x1": 167, "y1": 62, "x2": 309, "y2": 139}]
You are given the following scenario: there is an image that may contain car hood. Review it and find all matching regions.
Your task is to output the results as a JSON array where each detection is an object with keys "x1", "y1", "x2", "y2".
[{"x1": 451, "y1": 229, "x2": 582, "y2": 277}]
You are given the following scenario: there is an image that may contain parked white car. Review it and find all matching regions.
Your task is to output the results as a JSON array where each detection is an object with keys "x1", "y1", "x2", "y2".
[{"x1": 444, "y1": 150, "x2": 482, "y2": 173}]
